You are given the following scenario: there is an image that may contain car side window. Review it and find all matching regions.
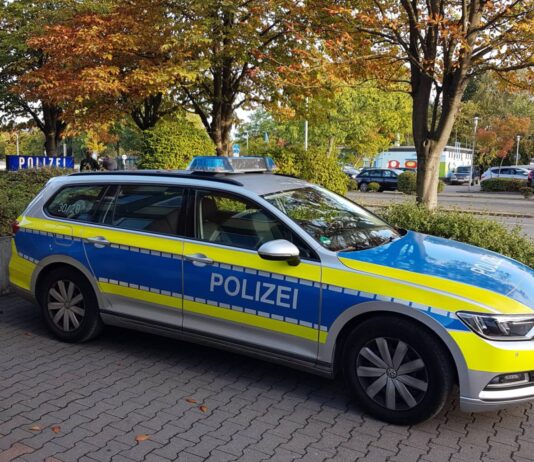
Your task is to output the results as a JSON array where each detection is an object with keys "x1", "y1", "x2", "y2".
[
  {"x1": 501, "y1": 168, "x2": 512, "y2": 175},
  {"x1": 194, "y1": 189, "x2": 317, "y2": 259},
  {"x1": 382, "y1": 170, "x2": 395, "y2": 178},
  {"x1": 46, "y1": 185, "x2": 106, "y2": 222},
  {"x1": 359, "y1": 171, "x2": 369, "y2": 177},
  {"x1": 104, "y1": 184, "x2": 185, "y2": 236}
]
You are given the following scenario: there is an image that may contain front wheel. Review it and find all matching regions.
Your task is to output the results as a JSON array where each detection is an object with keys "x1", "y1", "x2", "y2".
[
  {"x1": 343, "y1": 316, "x2": 453, "y2": 424},
  {"x1": 359, "y1": 182, "x2": 369, "y2": 192},
  {"x1": 38, "y1": 267, "x2": 103, "y2": 343}
]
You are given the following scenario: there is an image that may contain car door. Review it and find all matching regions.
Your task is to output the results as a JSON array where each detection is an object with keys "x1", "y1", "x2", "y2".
[
  {"x1": 381, "y1": 169, "x2": 397, "y2": 189},
  {"x1": 181, "y1": 188, "x2": 322, "y2": 362},
  {"x1": 83, "y1": 183, "x2": 186, "y2": 328}
]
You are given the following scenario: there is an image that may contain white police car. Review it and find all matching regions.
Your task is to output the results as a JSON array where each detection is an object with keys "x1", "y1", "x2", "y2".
[{"x1": 9, "y1": 157, "x2": 534, "y2": 424}]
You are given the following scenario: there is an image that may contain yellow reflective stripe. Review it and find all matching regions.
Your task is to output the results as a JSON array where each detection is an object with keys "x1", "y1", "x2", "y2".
[
  {"x1": 21, "y1": 217, "x2": 184, "y2": 256},
  {"x1": 184, "y1": 299, "x2": 327, "y2": 343},
  {"x1": 8, "y1": 241, "x2": 35, "y2": 291},
  {"x1": 99, "y1": 282, "x2": 182, "y2": 309},
  {"x1": 183, "y1": 242, "x2": 321, "y2": 282},
  {"x1": 335, "y1": 259, "x2": 532, "y2": 315},
  {"x1": 450, "y1": 331, "x2": 534, "y2": 373}
]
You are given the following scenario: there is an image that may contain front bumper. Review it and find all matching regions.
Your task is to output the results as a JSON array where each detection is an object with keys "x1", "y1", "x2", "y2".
[{"x1": 461, "y1": 385, "x2": 534, "y2": 412}]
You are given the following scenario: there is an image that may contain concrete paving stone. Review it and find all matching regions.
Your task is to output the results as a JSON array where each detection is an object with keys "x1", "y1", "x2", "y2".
[
  {"x1": 80, "y1": 413, "x2": 123, "y2": 433},
  {"x1": 422, "y1": 443, "x2": 459, "y2": 462},
  {"x1": 0, "y1": 443, "x2": 34, "y2": 462},
  {"x1": 55, "y1": 441, "x2": 99, "y2": 461},
  {"x1": 118, "y1": 440, "x2": 163, "y2": 461},
  {"x1": 16, "y1": 442, "x2": 66, "y2": 462},
  {"x1": 82, "y1": 425, "x2": 127, "y2": 449},
  {"x1": 325, "y1": 446, "x2": 367, "y2": 462},
  {"x1": 0, "y1": 429, "x2": 35, "y2": 451},
  {"x1": 278, "y1": 431, "x2": 320, "y2": 456},
  {"x1": 151, "y1": 436, "x2": 195, "y2": 460},
  {"x1": 85, "y1": 440, "x2": 132, "y2": 462},
  {"x1": 182, "y1": 434, "x2": 225, "y2": 459},
  {"x1": 388, "y1": 444, "x2": 427, "y2": 462},
  {"x1": 263, "y1": 447, "x2": 303, "y2": 462},
  {"x1": 216, "y1": 434, "x2": 258, "y2": 457}
]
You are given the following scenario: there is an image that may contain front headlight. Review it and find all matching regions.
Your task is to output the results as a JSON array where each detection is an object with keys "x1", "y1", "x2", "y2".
[{"x1": 457, "y1": 312, "x2": 534, "y2": 341}]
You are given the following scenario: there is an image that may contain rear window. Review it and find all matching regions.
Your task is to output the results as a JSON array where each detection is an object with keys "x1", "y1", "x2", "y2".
[{"x1": 46, "y1": 185, "x2": 106, "y2": 222}]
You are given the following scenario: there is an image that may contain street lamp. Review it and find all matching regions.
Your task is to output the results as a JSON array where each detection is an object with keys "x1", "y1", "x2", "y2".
[
  {"x1": 304, "y1": 96, "x2": 309, "y2": 151},
  {"x1": 515, "y1": 135, "x2": 521, "y2": 166},
  {"x1": 468, "y1": 116, "x2": 479, "y2": 191},
  {"x1": 15, "y1": 132, "x2": 20, "y2": 156}
]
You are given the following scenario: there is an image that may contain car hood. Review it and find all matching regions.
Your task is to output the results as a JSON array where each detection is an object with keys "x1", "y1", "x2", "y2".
[{"x1": 338, "y1": 231, "x2": 534, "y2": 311}]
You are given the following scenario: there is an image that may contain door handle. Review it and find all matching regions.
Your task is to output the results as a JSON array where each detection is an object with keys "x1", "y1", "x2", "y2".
[
  {"x1": 86, "y1": 236, "x2": 111, "y2": 249},
  {"x1": 185, "y1": 253, "x2": 214, "y2": 266}
]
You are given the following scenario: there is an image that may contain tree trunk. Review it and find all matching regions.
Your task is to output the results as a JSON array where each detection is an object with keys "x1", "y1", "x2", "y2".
[{"x1": 42, "y1": 103, "x2": 65, "y2": 157}]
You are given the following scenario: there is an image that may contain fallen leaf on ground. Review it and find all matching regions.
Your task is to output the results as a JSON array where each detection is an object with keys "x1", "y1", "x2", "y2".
[
  {"x1": 51, "y1": 426, "x2": 61, "y2": 433},
  {"x1": 135, "y1": 434, "x2": 150, "y2": 442},
  {"x1": 199, "y1": 405, "x2": 208, "y2": 413},
  {"x1": 24, "y1": 332, "x2": 32, "y2": 337},
  {"x1": 29, "y1": 425, "x2": 42, "y2": 431},
  {"x1": 185, "y1": 398, "x2": 197, "y2": 404}
]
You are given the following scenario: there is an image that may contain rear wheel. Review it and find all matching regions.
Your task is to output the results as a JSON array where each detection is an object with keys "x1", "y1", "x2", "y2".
[
  {"x1": 38, "y1": 267, "x2": 103, "y2": 343},
  {"x1": 343, "y1": 316, "x2": 453, "y2": 424}
]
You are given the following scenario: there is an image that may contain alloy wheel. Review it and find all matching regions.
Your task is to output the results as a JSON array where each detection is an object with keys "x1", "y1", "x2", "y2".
[{"x1": 47, "y1": 280, "x2": 86, "y2": 332}]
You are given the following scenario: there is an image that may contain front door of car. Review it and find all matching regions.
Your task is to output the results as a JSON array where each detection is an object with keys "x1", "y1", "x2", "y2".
[
  {"x1": 381, "y1": 170, "x2": 397, "y2": 189},
  {"x1": 182, "y1": 188, "x2": 322, "y2": 362},
  {"x1": 83, "y1": 184, "x2": 186, "y2": 328}
]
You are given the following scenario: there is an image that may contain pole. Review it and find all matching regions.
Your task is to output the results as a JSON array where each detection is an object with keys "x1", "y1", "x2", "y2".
[
  {"x1": 515, "y1": 135, "x2": 521, "y2": 166},
  {"x1": 15, "y1": 133, "x2": 20, "y2": 156},
  {"x1": 63, "y1": 139, "x2": 67, "y2": 157},
  {"x1": 304, "y1": 97, "x2": 309, "y2": 151},
  {"x1": 468, "y1": 116, "x2": 479, "y2": 192}
]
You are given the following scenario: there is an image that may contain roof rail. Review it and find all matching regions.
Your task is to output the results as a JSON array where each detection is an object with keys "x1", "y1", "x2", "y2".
[{"x1": 70, "y1": 170, "x2": 243, "y2": 186}]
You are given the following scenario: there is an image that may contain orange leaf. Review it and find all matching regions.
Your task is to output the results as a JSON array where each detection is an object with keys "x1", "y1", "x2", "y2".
[
  {"x1": 135, "y1": 434, "x2": 150, "y2": 442},
  {"x1": 24, "y1": 332, "x2": 32, "y2": 337},
  {"x1": 185, "y1": 398, "x2": 197, "y2": 404},
  {"x1": 51, "y1": 426, "x2": 61, "y2": 433},
  {"x1": 199, "y1": 405, "x2": 208, "y2": 413},
  {"x1": 29, "y1": 425, "x2": 42, "y2": 431}
]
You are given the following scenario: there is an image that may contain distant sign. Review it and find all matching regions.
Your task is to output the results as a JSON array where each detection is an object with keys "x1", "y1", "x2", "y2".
[
  {"x1": 232, "y1": 144, "x2": 240, "y2": 157},
  {"x1": 6, "y1": 155, "x2": 75, "y2": 172}
]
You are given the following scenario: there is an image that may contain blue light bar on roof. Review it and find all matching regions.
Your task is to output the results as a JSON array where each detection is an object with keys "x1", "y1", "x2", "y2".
[{"x1": 187, "y1": 156, "x2": 277, "y2": 173}]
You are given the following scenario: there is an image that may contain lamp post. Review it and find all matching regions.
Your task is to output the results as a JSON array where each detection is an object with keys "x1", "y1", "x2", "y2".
[
  {"x1": 515, "y1": 135, "x2": 521, "y2": 166},
  {"x1": 304, "y1": 97, "x2": 309, "y2": 151},
  {"x1": 15, "y1": 132, "x2": 20, "y2": 156},
  {"x1": 468, "y1": 116, "x2": 479, "y2": 191}
]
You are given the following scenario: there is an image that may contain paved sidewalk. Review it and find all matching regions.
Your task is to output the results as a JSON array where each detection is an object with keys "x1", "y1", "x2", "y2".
[{"x1": 1, "y1": 294, "x2": 533, "y2": 462}]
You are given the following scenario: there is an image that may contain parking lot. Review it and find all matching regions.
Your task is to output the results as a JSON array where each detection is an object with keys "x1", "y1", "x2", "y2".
[{"x1": 1, "y1": 294, "x2": 534, "y2": 462}]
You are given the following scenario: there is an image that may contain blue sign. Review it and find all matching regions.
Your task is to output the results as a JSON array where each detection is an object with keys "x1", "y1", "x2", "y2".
[
  {"x1": 6, "y1": 155, "x2": 75, "y2": 172},
  {"x1": 232, "y1": 144, "x2": 240, "y2": 156}
]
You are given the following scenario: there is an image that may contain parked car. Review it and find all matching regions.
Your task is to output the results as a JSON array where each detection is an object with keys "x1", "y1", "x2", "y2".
[
  {"x1": 355, "y1": 168, "x2": 403, "y2": 192},
  {"x1": 9, "y1": 155, "x2": 534, "y2": 424},
  {"x1": 481, "y1": 167, "x2": 530, "y2": 182},
  {"x1": 446, "y1": 166, "x2": 480, "y2": 185},
  {"x1": 528, "y1": 169, "x2": 533, "y2": 187},
  {"x1": 342, "y1": 166, "x2": 360, "y2": 179}
]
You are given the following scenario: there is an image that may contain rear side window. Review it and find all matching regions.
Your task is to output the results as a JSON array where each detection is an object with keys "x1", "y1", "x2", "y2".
[
  {"x1": 46, "y1": 185, "x2": 106, "y2": 222},
  {"x1": 106, "y1": 185, "x2": 185, "y2": 236}
]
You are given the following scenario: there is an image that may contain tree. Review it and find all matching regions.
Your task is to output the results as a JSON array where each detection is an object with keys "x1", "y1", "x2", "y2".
[
  {"x1": 23, "y1": 0, "x2": 332, "y2": 155},
  {"x1": 326, "y1": 1, "x2": 534, "y2": 209}
]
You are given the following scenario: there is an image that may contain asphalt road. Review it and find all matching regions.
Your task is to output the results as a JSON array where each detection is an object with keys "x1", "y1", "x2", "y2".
[{"x1": 348, "y1": 185, "x2": 534, "y2": 240}]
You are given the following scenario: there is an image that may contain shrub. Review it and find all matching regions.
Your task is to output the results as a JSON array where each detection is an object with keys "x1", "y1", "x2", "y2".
[
  {"x1": 0, "y1": 168, "x2": 69, "y2": 236},
  {"x1": 378, "y1": 203, "x2": 534, "y2": 269},
  {"x1": 398, "y1": 171, "x2": 445, "y2": 195},
  {"x1": 368, "y1": 182, "x2": 381, "y2": 192},
  {"x1": 481, "y1": 178, "x2": 527, "y2": 192},
  {"x1": 138, "y1": 114, "x2": 215, "y2": 169},
  {"x1": 398, "y1": 171, "x2": 416, "y2": 194},
  {"x1": 348, "y1": 179, "x2": 358, "y2": 191},
  {"x1": 520, "y1": 187, "x2": 533, "y2": 199}
]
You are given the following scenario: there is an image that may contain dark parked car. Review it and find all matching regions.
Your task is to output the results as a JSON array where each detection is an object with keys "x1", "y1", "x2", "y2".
[
  {"x1": 355, "y1": 168, "x2": 403, "y2": 192},
  {"x1": 528, "y1": 169, "x2": 533, "y2": 187}
]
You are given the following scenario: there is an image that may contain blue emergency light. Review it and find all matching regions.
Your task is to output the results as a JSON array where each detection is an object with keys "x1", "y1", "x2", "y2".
[{"x1": 187, "y1": 156, "x2": 277, "y2": 173}]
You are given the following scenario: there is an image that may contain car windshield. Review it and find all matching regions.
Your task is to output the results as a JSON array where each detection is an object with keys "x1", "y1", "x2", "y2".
[
  {"x1": 456, "y1": 166, "x2": 470, "y2": 173},
  {"x1": 263, "y1": 186, "x2": 400, "y2": 252}
]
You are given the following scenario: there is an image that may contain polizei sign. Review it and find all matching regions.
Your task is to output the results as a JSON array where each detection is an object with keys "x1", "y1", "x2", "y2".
[{"x1": 6, "y1": 155, "x2": 74, "y2": 171}]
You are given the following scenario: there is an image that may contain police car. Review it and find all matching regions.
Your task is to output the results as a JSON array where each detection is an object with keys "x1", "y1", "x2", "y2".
[{"x1": 9, "y1": 156, "x2": 534, "y2": 424}]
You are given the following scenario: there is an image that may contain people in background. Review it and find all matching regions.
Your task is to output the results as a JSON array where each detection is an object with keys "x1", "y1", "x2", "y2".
[
  {"x1": 79, "y1": 148, "x2": 99, "y2": 171},
  {"x1": 102, "y1": 155, "x2": 118, "y2": 171}
]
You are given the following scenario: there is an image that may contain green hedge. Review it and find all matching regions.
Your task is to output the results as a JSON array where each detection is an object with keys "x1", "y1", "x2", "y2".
[
  {"x1": 378, "y1": 203, "x2": 534, "y2": 269},
  {"x1": 481, "y1": 178, "x2": 527, "y2": 192},
  {"x1": 398, "y1": 171, "x2": 445, "y2": 194},
  {"x1": 0, "y1": 169, "x2": 69, "y2": 236}
]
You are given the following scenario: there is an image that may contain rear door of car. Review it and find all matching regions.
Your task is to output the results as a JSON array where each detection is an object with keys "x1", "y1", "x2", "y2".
[
  {"x1": 82, "y1": 183, "x2": 186, "y2": 328},
  {"x1": 381, "y1": 169, "x2": 398, "y2": 189}
]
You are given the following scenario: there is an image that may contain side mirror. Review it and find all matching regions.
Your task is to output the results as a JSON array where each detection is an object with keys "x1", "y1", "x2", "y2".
[{"x1": 258, "y1": 239, "x2": 300, "y2": 266}]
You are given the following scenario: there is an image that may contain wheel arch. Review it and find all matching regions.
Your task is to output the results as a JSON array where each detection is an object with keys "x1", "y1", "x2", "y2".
[
  {"x1": 319, "y1": 301, "x2": 467, "y2": 390},
  {"x1": 32, "y1": 256, "x2": 106, "y2": 309}
]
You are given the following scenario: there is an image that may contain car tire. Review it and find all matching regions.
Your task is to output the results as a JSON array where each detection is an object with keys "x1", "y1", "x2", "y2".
[
  {"x1": 359, "y1": 183, "x2": 369, "y2": 192},
  {"x1": 38, "y1": 267, "x2": 103, "y2": 343},
  {"x1": 343, "y1": 316, "x2": 453, "y2": 425}
]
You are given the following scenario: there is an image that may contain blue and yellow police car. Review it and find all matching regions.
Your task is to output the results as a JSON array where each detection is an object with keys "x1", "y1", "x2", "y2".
[{"x1": 9, "y1": 156, "x2": 534, "y2": 424}]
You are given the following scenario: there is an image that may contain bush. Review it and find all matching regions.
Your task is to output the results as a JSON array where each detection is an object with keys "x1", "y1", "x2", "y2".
[
  {"x1": 270, "y1": 146, "x2": 349, "y2": 195},
  {"x1": 368, "y1": 182, "x2": 381, "y2": 192},
  {"x1": 398, "y1": 171, "x2": 445, "y2": 195},
  {"x1": 0, "y1": 168, "x2": 69, "y2": 236},
  {"x1": 378, "y1": 203, "x2": 534, "y2": 269},
  {"x1": 348, "y1": 179, "x2": 358, "y2": 191},
  {"x1": 397, "y1": 171, "x2": 416, "y2": 194},
  {"x1": 520, "y1": 187, "x2": 533, "y2": 199},
  {"x1": 138, "y1": 113, "x2": 215, "y2": 169},
  {"x1": 481, "y1": 178, "x2": 527, "y2": 192}
]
